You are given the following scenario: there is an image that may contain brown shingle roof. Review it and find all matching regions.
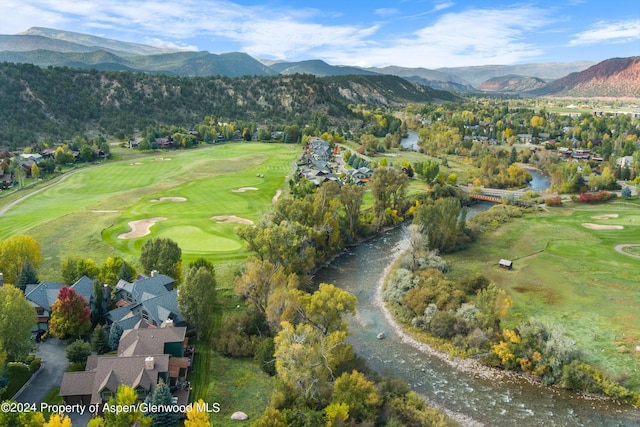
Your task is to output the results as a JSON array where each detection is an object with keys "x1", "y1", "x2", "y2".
[{"x1": 117, "y1": 326, "x2": 186, "y2": 357}]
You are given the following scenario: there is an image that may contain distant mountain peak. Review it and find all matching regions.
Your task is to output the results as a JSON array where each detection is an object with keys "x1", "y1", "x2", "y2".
[{"x1": 18, "y1": 27, "x2": 185, "y2": 56}]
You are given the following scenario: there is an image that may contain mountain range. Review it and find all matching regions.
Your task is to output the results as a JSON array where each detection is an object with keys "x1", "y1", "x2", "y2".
[{"x1": 0, "y1": 27, "x2": 638, "y2": 98}]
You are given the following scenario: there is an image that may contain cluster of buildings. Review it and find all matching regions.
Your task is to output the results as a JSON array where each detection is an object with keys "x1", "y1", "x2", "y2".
[
  {"x1": 23, "y1": 272, "x2": 191, "y2": 413},
  {"x1": 296, "y1": 137, "x2": 374, "y2": 186}
]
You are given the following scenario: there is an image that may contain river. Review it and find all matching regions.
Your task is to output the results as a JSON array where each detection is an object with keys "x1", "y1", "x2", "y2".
[
  {"x1": 400, "y1": 130, "x2": 420, "y2": 151},
  {"x1": 312, "y1": 205, "x2": 640, "y2": 426}
]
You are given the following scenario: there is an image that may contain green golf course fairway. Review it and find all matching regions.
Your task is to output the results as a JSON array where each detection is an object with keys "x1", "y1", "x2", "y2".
[
  {"x1": 445, "y1": 200, "x2": 640, "y2": 391},
  {"x1": 0, "y1": 143, "x2": 299, "y2": 278}
]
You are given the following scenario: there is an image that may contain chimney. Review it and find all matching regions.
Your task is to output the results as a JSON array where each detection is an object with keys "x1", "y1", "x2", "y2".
[
  {"x1": 0, "y1": 273, "x2": 3, "y2": 287},
  {"x1": 150, "y1": 270, "x2": 158, "y2": 277},
  {"x1": 144, "y1": 356, "x2": 154, "y2": 370},
  {"x1": 161, "y1": 319, "x2": 174, "y2": 328}
]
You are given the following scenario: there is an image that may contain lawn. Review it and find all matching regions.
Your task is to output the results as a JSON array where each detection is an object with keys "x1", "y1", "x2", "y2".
[
  {"x1": 444, "y1": 199, "x2": 640, "y2": 391},
  {"x1": 189, "y1": 344, "x2": 273, "y2": 426},
  {"x1": 0, "y1": 143, "x2": 300, "y2": 280}
]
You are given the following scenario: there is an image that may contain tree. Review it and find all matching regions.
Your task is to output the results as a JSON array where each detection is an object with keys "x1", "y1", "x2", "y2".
[
  {"x1": 15, "y1": 257, "x2": 39, "y2": 292},
  {"x1": 118, "y1": 260, "x2": 136, "y2": 282},
  {"x1": 146, "y1": 380, "x2": 179, "y2": 427},
  {"x1": 369, "y1": 167, "x2": 408, "y2": 229},
  {"x1": 184, "y1": 399, "x2": 213, "y2": 427},
  {"x1": 0, "y1": 235, "x2": 43, "y2": 286},
  {"x1": 0, "y1": 284, "x2": 36, "y2": 360},
  {"x1": 178, "y1": 267, "x2": 217, "y2": 341},
  {"x1": 30, "y1": 162, "x2": 40, "y2": 180},
  {"x1": 99, "y1": 256, "x2": 124, "y2": 286},
  {"x1": 140, "y1": 238, "x2": 182, "y2": 282},
  {"x1": 274, "y1": 321, "x2": 353, "y2": 406},
  {"x1": 234, "y1": 258, "x2": 297, "y2": 317},
  {"x1": 291, "y1": 283, "x2": 356, "y2": 336},
  {"x1": 91, "y1": 324, "x2": 110, "y2": 354},
  {"x1": 108, "y1": 322, "x2": 124, "y2": 351},
  {"x1": 339, "y1": 184, "x2": 365, "y2": 240},
  {"x1": 331, "y1": 370, "x2": 381, "y2": 423},
  {"x1": 104, "y1": 384, "x2": 151, "y2": 427},
  {"x1": 49, "y1": 287, "x2": 91, "y2": 339},
  {"x1": 66, "y1": 339, "x2": 91, "y2": 365},
  {"x1": 0, "y1": 405, "x2": 45, "y2": 427},
  {"x1": 188, "y1": 257, "x2": 214, "y2": 274},
  {"x1": 13, "y1": 166, "x2": 26, "y2": 188},
  {"x1": 44, "y1": 413, "x2": 73, "y2": 427},
  {"x1": 92, "y1": 279, "x2": 106, "y2": 325},
  {"x1": 79, "y1": 145, "x2": 94, "y2": 162}
]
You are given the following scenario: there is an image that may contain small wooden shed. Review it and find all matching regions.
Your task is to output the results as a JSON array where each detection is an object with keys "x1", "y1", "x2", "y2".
[{"x1": 499, "y1": 259, "x2": 513, "y2": 270}]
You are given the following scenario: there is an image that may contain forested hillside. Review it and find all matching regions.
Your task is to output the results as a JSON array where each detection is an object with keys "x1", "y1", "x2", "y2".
[{"x1": 0, "y1": 62, "x2": 457, "y2": 148}]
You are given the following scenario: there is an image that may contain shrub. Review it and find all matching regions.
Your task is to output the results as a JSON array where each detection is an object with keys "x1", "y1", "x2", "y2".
[
  {"x1": 544, "y1": 196, "x2": 563, "y2": 207},
  {"x1": 621, "y1": 187, "x2": 632, "y2": 198},
  {"x1": 573, "y1": 191, "x2": 616, "y2": 204}
]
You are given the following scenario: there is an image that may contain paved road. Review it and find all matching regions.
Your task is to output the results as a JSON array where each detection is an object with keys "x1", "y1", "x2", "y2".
[{"x1": 14, "y1": 338, "x2": 68, "y2": 405}]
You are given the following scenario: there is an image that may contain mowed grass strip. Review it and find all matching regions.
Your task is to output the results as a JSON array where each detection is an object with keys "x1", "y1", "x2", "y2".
[
  {"x1": 444, "y1": 200, "x2": 640, "y2": 391},
  {"x1": 0, "y1": 143, "x2": 300, "y2": 278}
]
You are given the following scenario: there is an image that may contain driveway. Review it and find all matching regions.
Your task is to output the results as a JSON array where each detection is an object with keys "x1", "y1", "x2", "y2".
[{"x1": 14, "y1": 338, "x2": 68, "y2": 405}]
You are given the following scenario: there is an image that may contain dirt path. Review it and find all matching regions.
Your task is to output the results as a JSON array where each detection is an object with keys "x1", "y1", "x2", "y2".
[{"x1": 614, "y1": 244, "x2": 640, "y2": 259}]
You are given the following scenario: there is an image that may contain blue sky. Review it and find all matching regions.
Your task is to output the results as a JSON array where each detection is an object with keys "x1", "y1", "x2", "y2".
[{"x1": 2, "y1": 0, "x2": 639, "y2": 68}]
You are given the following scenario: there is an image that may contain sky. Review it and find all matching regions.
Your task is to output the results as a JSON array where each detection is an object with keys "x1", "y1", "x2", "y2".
[{"x1": 1, "y1": 0, "x2": 639, "y2": 69}]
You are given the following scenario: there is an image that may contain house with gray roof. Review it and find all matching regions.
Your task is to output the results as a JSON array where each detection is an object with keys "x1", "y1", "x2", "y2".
[
  {"x1": 109, "y1": 273, "x2": 183, "y2": 329},
  {"x1": 25, "y1": 276, "x2": 94, "y2": 332}
]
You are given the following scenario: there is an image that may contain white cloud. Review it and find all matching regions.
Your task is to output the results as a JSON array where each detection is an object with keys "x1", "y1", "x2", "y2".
[
  {"x1": 570, "y1": 20, "x2": 640, "y2": 46},
  {"x1": 0, "y1": 1, "x2": 575, "y2": 68},
  {"x1": 321, "y1": 6, "x2": 552, "y2": 68},
  {"x1": 374, "y1": 8, "x2": 401, "y2": 17},
  {"x1": 432, "y1": 2, "x2": 455, "y2": 12}
]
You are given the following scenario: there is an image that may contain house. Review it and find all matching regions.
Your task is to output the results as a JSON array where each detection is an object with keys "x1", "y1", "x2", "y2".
[
  {"x1": 60, "y1": 353, "x2": 171, "y2": 408},
  {"x1": 0, "y1": 170, "x2": 12, "y2": 188},
  {"x1": 307, "y1": 137, "x2": 332, "y2": 162},
  {"x1": 348, "y1": 167, "x2": 373, "y2": 185},
  {"x1": 109, "y1": 273, "x2": 184, "y2": 329},
  {"x1": 60, "y1": 320, "x2": 192, "y2": 411},
  {"x1": 517, "y1": 134, "x2": 532, "y2": 144},
  {"x1": 128, "y1": 137, "x2": 143, "y2": 149},
  {"x1": 616, "y1": 156, "x2": 634, "y2": 168},
  {"x1": 499, "y1": 259, "x2": 513, "y2": 270},
  {"x1": 25, "y1": 276, "x2": 94, "y2": 332}
]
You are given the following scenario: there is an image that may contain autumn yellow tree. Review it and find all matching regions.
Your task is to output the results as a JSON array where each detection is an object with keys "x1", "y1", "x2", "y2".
[
  {"x1": 0, "y1": 235, "x2": 43, "y2": 285},
  {"x1": 44, "y1": 413, "x2": 73, "y2": 427},
  {"x1": 184, "y1": 399, "x2": 212, "y2": 427}
]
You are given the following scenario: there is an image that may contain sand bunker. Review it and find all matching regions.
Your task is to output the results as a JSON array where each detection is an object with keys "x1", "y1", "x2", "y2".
[
  {"x1": 231, "y1": 187, "x2": 258, "y2": 193},
  {"x1": 272, "y1": 189, "x2": 282, "y2": 204},
  {"x1": 582, "y1": 223, "x2": 623, "y2": 230},
  {"x1": 150, "y1": 196, "x2": 187, "y2": 203},
  {"x1": 91, "y1": 210, "x2": 118, "y2": 213},
  {"x1": 118, "y1": 217, "x2": 166, "y2": 239},
  {"x1": 131, "y1": 162, "x2": 143, "y2": 166},
  {"x1": 153, "y1": 157, "x2": 172, "y2": 161},
  {"x1": 591, "y1": 214, "x2": 619, "y2": 220},
  {"x1": 211, "y1": 215, "x2": 254, "y2": 225}
]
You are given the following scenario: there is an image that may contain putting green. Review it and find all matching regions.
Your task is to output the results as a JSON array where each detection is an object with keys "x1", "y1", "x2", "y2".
[{"x1": 0, "y1": 142, "x2": 300, "y2": 278}]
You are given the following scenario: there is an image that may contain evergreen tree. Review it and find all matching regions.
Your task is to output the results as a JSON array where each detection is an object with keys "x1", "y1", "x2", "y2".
[
  {"x1": 108, "y1": 322, "x2": 124, "y2": 351},
  {"x1": 147, "y1": 380, "x2": 179, "y2": 427},
  {"x1": 92, "y1": 279, "x2": 106, "y2": 325},
  {"x1": 16, "y1": 258, "x2": 39, "y2": 292},
  {"x1": 91, "y1": 324, "x2": 110, "y2": 354},
  {"x1": 118, "y1": 260, "x2": 136, "y2": 282}
]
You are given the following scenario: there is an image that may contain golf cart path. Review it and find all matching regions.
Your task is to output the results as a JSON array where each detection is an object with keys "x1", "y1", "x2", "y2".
[{"x1": 0, "y1": 168, "x2": 85, "y2": 216}]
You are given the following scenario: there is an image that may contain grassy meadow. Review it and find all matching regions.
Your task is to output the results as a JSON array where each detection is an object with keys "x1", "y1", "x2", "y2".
[
  {"x1": 444, "y1": 199, "x2": 640, "y2": 391},
  {"x1": 0, "y1": 143, "x2": 299, "y2": 280}
]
